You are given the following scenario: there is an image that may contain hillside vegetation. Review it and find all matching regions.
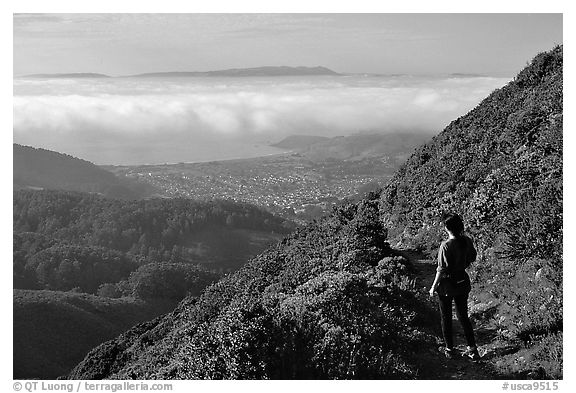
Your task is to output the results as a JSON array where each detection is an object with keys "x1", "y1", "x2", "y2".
[
  {"x1": 69, "y1": 196, "x2": 433, "y2": 379},
  {"x1": 68, "y1": 46, "x2": 562, "y2": 379},
  {"x1": 14, "y1": 190, "x2": 296, "y2": 279},
  {"x1": 13, "y1": 289, "x2": 174, "y2": 379},
  {"x1": 13, "y1": 144, "x2": 155, "y2": 199},
  {"x1": 14, "y1": 191, "x2": 298, "y2": 378},
  {"x1": 379, "y1": 46, "x2": 562, "y2": 377}
]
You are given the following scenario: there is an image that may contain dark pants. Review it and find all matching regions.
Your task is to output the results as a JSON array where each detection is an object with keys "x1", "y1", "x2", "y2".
[{"x1": 437, "y1": 292, "x2": 477, "y2": 349}]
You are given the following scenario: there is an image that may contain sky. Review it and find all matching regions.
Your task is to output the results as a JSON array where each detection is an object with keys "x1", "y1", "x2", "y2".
[{"x1": 13, "y1": 13, "x2": 563, "y2": 76}]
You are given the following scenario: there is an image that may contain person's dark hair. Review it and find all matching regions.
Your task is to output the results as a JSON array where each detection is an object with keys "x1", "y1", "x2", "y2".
[{"x1": 444, "y1": 213, "x2": 465, "y2": 238}]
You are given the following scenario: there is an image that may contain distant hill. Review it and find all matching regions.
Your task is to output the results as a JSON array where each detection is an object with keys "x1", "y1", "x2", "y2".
[
  {"x1": 20, "y1": 73, "x2": 111, "y2": 79},
  {"x1": 13, "y1": 289, "x2": 174, "y2": 379},
  {"x1": 128, "y1": 66, "x2": 340, "y2": 78},
  {"x1": 273, "y1": 133, "x2": 430, "y2": 162},
  {"x1": 13, "y1": 144, "x2": 154, "y2": 199},
  {"x1": 68, "y1": 46, "x2": 562, "y2": 380},
  {"x1": 270, "y1": 135, "x2": 331, "y2": 150}
]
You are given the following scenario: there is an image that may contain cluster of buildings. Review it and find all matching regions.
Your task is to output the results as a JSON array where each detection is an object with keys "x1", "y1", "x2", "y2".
[{"x1": 119, "y1": 157, "x2": 391, "y2": 221}]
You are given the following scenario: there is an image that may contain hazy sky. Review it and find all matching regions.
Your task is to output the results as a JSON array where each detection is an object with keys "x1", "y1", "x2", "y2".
[{"x1": 14, "y1": 13, "x2": 562, "y2": 76}]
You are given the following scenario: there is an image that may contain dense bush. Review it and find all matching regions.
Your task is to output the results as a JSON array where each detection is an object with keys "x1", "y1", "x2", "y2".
[
  {"x1": 13, "y1": 232, "x2": 56, "y2": 289},
  {"x1": 23, "y1": 244, "x2": 139, "y2": 293},
  {"x1": 118, "y1": 263, "x2": 220, "y2": 301},
  {"x1": 69, "y1": 194, "x2": 430, "y2": 379}
]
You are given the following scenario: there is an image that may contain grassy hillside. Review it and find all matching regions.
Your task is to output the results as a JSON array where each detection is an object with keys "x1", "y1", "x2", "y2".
[
  {"x1": 13, "y1": 289, "x2": 175, "y2": 379},
  {"x1": 67, "y1": 46, "x2": 562, "y2": 380}
]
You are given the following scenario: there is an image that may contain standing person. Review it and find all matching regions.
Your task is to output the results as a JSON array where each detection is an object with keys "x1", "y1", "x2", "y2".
[{"x1": 429, "y1": 213, "x2": 481, "y2": 360}]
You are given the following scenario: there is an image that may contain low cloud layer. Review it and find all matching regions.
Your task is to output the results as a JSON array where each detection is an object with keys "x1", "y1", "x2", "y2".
[{"x1": 13, "y1": 75, "x2": 509, "y2": 165}]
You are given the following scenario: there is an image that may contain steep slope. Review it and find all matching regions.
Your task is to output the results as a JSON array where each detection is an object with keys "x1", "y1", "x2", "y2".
[
  {"x1": 14, "y1": 144, "x2": 155, "y2": 199},
  {"x1": 69, "y1": 196, "x2": 434, "y2": 379},
  {"x1": 68, "y1": 46, "x2": 562, "y2": 379},
  {"x1": 379, "y1": 46, "x2": 562, "y2": 250},
  {"x1": 378, "y1": 46, "x2": 562, "y2": 377}
]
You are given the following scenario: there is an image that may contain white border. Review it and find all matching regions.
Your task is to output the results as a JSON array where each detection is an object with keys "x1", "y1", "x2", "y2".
[{"x1": 4, "y1": 2, "x2": 572, "y2": 391}]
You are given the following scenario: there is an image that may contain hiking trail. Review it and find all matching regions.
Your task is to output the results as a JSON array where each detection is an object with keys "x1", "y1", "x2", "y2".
[{"x1": 398, "y1": 249, "x2": 504, "y2": 380}]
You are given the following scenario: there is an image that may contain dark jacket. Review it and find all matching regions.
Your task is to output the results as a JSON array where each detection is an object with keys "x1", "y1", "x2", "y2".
[{"x1": 437, "y1": 235, "x2": 477, "y2": 275}]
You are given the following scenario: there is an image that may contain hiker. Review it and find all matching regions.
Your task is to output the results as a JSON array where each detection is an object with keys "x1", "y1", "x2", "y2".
[{"x1": 429, "y1": 213, "x2": 481, "y2": 360}]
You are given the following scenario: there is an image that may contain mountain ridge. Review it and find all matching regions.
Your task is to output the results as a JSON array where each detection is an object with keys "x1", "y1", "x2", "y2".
[
  {"x1": 128, "y1": 66, "x2": 340, "y2": 78},
  {"x1": 19, "y1": 66, "x2": 340, "y2": 79}
]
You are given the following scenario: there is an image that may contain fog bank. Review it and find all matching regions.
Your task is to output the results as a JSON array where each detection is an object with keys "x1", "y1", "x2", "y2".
[{"x1": 13, "y1": 75, "x2": 509, "y2": 165}]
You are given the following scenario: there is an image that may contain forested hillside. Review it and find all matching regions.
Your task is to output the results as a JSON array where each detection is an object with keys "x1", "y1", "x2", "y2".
[
  {"x1": 68, "y1": 46, "x2": 562, "y2": 379},
  {"x1": 14, "y1": 190, "x2": 296, "y2": 281},
  {"x1": 14, "y1": 190, "x2": 296, "y2": 378}
]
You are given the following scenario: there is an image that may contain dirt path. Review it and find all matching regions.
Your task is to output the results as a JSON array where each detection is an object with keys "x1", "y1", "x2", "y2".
[{"x1": 397, "y1": 249, "x2": 502, "y2": 379}]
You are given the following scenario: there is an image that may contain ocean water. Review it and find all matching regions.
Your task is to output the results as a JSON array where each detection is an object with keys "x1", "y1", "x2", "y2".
[{"x1": 13, "y1": 75, "x2": 509, "y2": 165}]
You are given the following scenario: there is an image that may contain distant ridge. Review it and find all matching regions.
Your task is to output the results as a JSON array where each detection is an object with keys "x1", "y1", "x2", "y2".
[
  {"x1": 127, "y1": 66, "x2": 340, "y2": 78},
  {"x1": 16, "y1": 69, "x2": 497, "y2": 80},
  {"x1": 21, "y1": 73, "x2": 111, "y2": 79},
  {"x1": 272, "y1": 133, "x2": 430, "y2": 161}
]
